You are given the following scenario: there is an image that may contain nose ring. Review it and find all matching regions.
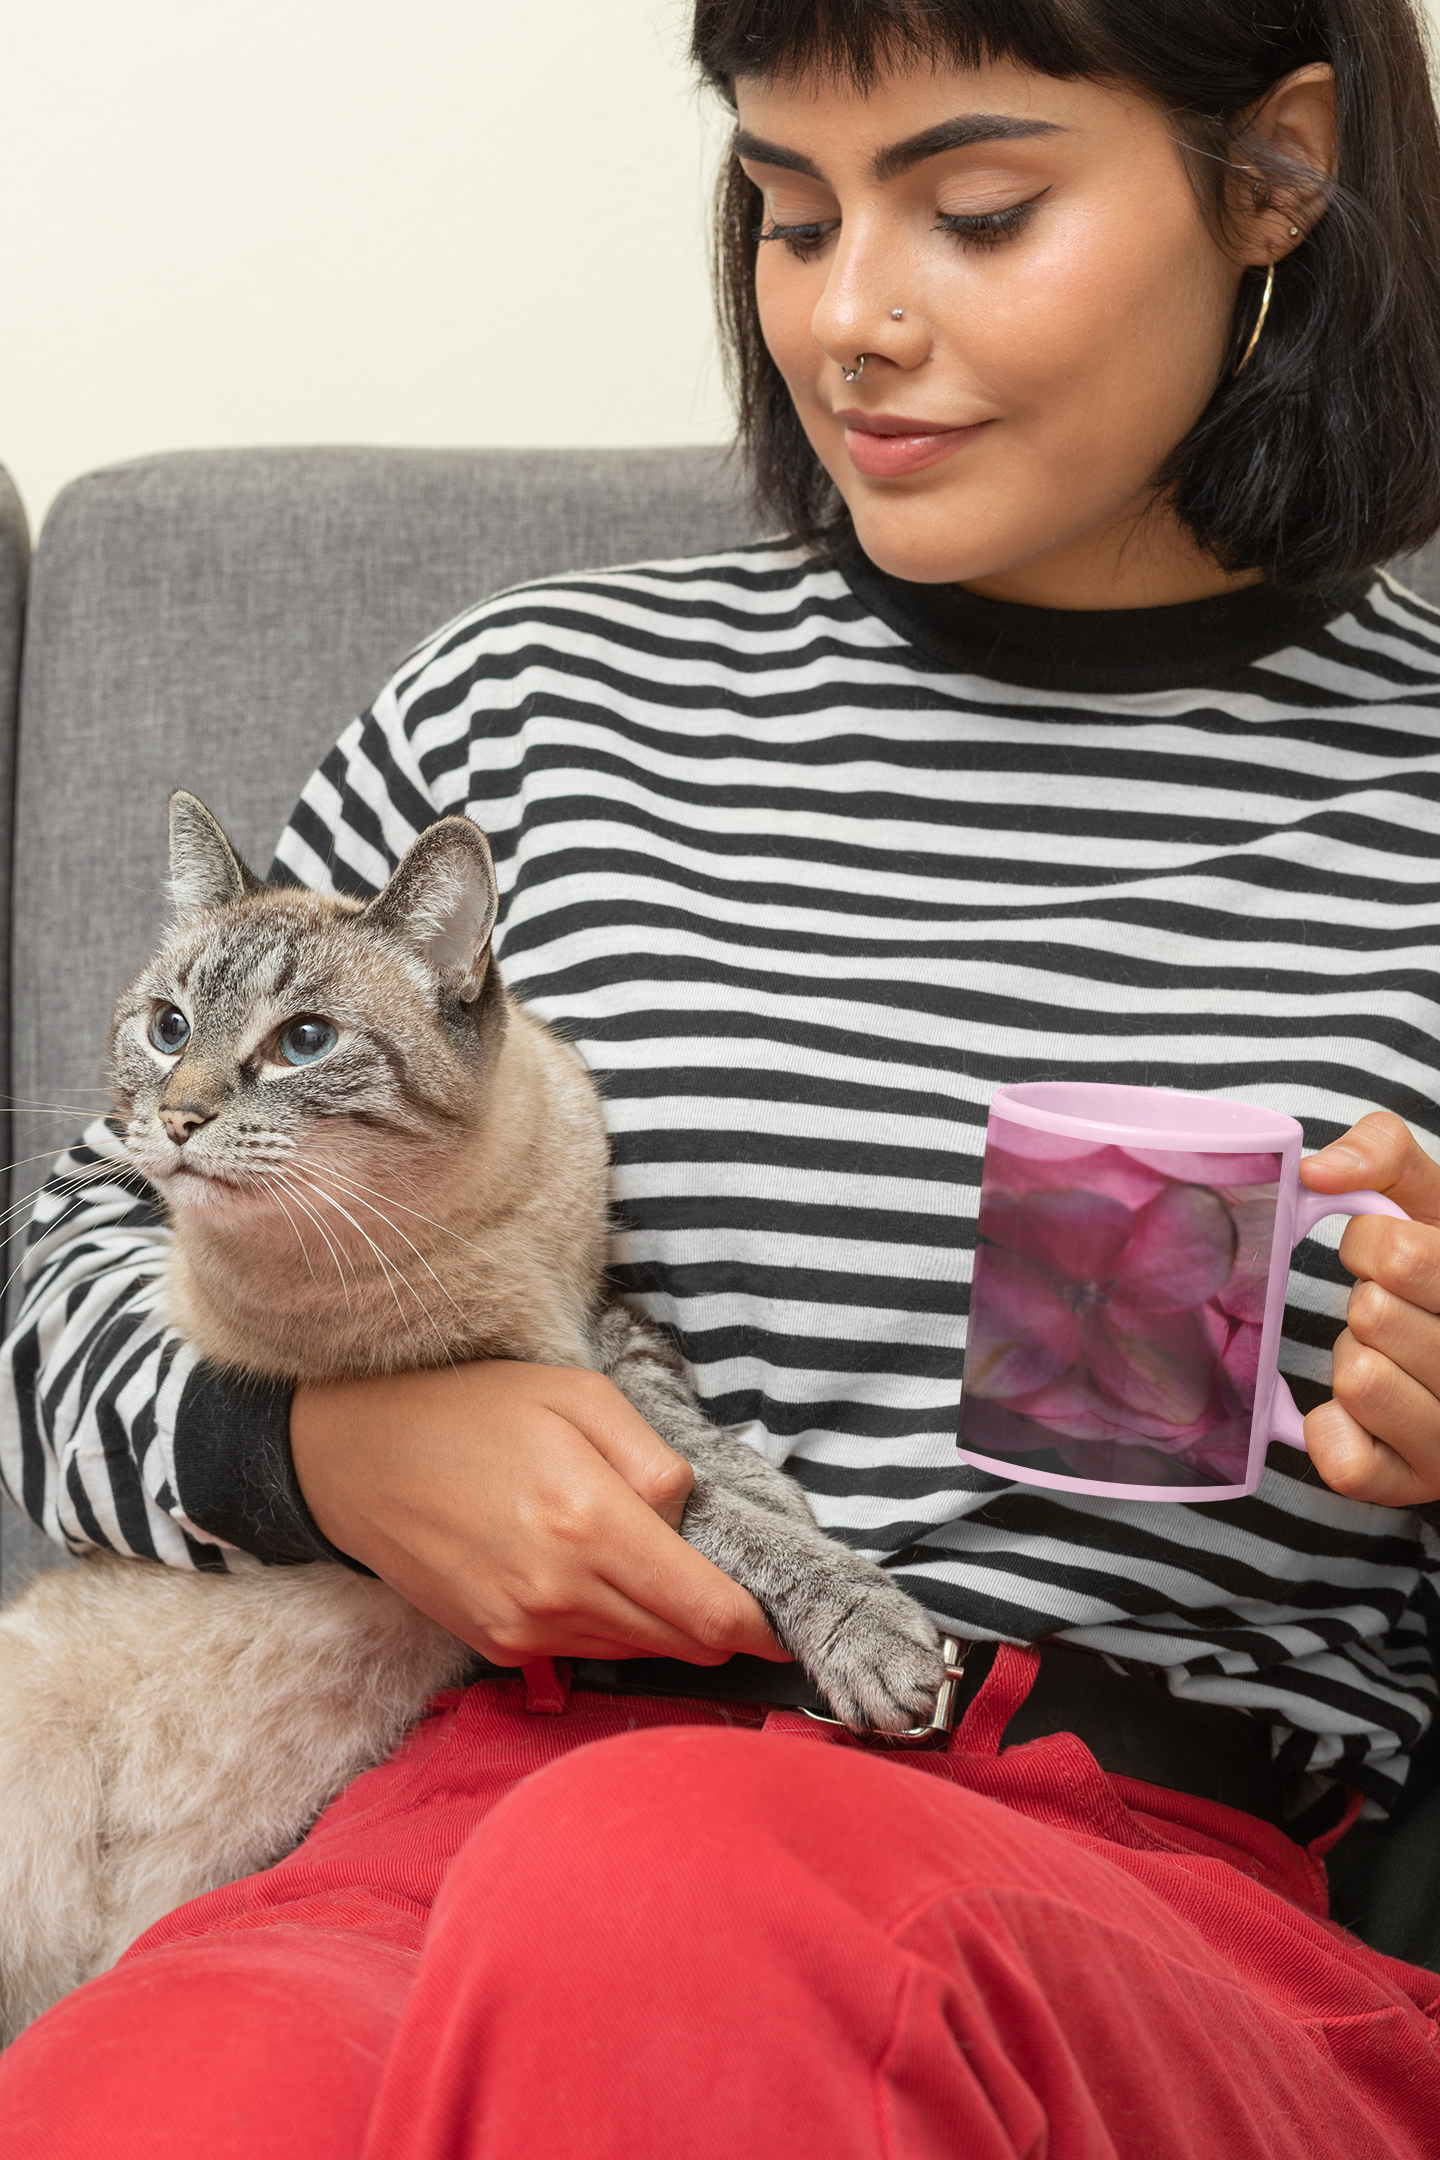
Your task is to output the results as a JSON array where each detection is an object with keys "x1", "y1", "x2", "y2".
[
  {"x1": 890, "y1": 308, "x2": 904, "y2": 320},
  {"x1": 840, "y1": 355, "x2": 866, "y2": 383}
]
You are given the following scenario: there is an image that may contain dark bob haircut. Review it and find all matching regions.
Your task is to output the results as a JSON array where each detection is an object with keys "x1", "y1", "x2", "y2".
[{"x1": 692, "y1": 0, "x2": 1440, "y2": 587}]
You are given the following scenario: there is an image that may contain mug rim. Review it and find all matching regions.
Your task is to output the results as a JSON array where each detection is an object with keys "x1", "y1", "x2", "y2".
[{"x1": 992, "y1": 1081, "x2": 1302, "y2": 1153}]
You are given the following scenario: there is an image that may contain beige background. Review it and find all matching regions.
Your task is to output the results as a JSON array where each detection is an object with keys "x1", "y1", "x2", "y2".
[
  {"x1": 2, "y1": 0, "x2": 1437, "y2": 535},
  {"x1": 0, "y1": 0, "x2": 732, "y2": 531}
]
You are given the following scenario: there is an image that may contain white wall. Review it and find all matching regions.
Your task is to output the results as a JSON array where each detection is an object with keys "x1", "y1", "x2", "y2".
[
  {"x1": 5, "y1": 1, "x2": 1440, "y2": 538},
  {"x1": 0, "y1": 0, "x2": 734, "y2": 533}
]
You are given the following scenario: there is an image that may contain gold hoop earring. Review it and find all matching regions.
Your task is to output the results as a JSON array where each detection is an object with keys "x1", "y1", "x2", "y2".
[{"x1": 1232, "y1": 262, "x2": 1275, "y2": 378}]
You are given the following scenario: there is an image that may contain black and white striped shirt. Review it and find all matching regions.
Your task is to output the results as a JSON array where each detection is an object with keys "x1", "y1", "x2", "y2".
[{"x1": 5, "y1": 541, "x2": 1440, "y2": 1813}]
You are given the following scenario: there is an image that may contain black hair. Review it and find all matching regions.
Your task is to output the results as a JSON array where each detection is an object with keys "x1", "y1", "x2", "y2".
[{"x1": 692, "y1": 0, "x2": 1440, "y2": 586}]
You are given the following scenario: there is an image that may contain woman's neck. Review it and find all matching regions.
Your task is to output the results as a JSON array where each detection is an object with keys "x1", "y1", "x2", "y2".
[{"x1": 959, "y1": 495, "x2": 1263, "y2": 612}]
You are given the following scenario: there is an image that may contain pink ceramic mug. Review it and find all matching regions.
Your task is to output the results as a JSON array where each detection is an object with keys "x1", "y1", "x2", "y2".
[{"x1": 956, "y1": 1081, "x2": 1409, "y2": 1503}]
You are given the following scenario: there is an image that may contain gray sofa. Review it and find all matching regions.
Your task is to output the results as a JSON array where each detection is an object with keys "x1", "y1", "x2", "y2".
[{"x1": 0, "y1": 443, "x2": 1438, "y2": 1963}]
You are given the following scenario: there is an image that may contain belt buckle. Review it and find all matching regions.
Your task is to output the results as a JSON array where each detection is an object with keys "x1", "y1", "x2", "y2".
[{"x1": 798, "y1": 1636, "x2": 969, "y2": 1749}]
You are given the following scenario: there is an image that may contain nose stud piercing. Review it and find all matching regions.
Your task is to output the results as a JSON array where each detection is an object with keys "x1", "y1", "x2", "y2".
[{"x1": 843, "y1": 315, "x2": 904, "y2": 376}]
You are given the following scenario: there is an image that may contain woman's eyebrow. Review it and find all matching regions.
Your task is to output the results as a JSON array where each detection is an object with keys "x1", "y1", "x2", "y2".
[
  {"x1": 732, "y1": 130, "x2": 825, "y2": 179},
  {"x1": 732, "y1": 114, "x2": 1066, "y2": 187},
  {"x1": 872, "y1": 114, "x2": 1067, "y2": 181}
]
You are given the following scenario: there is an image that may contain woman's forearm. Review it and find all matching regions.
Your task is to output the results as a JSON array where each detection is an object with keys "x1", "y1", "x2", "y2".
[{"x1": 290, "y1": 1360, "x2": 784, "y2": 1665}]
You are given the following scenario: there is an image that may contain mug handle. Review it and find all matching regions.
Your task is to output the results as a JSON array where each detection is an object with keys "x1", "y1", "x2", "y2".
[{"x1": 1268, "y1": 1187, "x2": 1410, "y2": 1449}]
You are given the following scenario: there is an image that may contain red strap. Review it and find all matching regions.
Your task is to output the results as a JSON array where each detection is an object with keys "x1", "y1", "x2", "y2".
[
  {"x1": 952, "y1": 1643, "x2": 1042, "y2": 1756},
  {"x1": 521, "y1": 1658, "x2": 572, "y2": 1715},
  {"x1": 1307, "y1": 1785, "x2": 1365, "y2": 1861},
  {"x1": 762, "y1": 1709, "x2": 851, "y2": 1744}
]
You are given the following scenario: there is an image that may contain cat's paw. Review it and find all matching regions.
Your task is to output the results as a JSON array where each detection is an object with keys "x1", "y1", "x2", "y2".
[{"x1": 793, "y1": 1578, "x2": 948, "y2": 1734}]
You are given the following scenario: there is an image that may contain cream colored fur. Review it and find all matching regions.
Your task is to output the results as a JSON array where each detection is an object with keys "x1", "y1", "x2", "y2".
[
  {"x1": 0, "y1": 1559, "x2": 465, "y2": 2040},
  {"x1": 0, "y1": 795, "x2": 944, "y2": 2044}
]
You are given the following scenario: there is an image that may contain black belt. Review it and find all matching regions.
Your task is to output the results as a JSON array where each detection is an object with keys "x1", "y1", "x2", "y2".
[{"x1": 470, "y1": 1638, "x2": 1292, "y2": 1827}]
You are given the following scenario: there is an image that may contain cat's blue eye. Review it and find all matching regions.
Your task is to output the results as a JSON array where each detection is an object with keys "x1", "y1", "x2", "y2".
[
  {"x1": 278, "y1": 1017, "x2": 339, "y2": 1067},
  {"x1": 149, "y1": 1006, "x2": 190, "y2": 1054}
]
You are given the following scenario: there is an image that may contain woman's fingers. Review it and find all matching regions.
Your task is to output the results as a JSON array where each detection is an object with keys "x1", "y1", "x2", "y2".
[
  {"x1": 1301, "y1": 1109, "x2": 1440, "y2": 1227},
  {"x1": 537, "y1": 1368, "x2": 694, "y2": 1530},
  {"x1": 1334, "y1": 1212, "x2": 1440, "y2": 1323},
  {"x1": 1297, "y1": 1112, "x2": 1440, "y2": 1505},
  {"x1": 1304, "y1": 1328, "x2": 1440, "y2": 1507},
  {"x1": 1343, "y1": 1274, "x2": 1440, "y2": 1395}
]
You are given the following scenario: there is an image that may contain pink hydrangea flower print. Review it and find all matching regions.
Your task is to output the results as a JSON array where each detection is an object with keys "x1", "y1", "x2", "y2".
[{"x1": 959, "y1": 1126, "x2": 1282, "y2": 1490}]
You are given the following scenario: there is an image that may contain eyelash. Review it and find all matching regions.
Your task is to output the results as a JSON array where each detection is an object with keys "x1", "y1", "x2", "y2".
[
  {"x1": 756, "y1": 219, "x2": 839, "y2": 262},
  {"x1": 935, "y1": 200, "x2": 1040, "y2": 251},
  {"x1": 757, "y1": 196, "x2": 1042, "y2": 262}
]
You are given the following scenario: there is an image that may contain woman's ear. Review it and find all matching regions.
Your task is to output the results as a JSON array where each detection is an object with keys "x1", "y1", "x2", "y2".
[{"x1": 1235, "y1": 63, "x2": 1338, "y2": 262}]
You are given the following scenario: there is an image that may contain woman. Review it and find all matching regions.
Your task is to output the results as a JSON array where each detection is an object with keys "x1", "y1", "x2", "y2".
[{"x1": 3, "y1": 0, "x2": 1440, "y2": 2150}]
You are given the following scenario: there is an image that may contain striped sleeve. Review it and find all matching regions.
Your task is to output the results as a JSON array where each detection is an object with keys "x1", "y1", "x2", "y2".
[{"x1": 0, "y1": 1122, "x2": 357, "y2": 1574}]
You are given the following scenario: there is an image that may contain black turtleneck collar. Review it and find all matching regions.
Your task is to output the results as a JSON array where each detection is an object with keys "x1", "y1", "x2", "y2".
[{"x1": 838, "y1": 542, "x2": 1374, "y2": 697}]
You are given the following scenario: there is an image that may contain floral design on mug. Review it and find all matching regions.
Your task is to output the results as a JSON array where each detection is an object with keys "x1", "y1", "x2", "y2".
[{"x1": 958, "y1": 1124, "x2": 1283, "y2": 1488}]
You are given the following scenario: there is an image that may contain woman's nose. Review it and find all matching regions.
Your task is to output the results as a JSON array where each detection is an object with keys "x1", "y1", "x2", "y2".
[{"x1": 810, "y1": 233, "x2": 929, "y2": 380}]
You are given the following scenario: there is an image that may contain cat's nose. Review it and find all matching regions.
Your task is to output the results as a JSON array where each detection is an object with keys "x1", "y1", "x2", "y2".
[{"x1": 159, "y1": 1103, "x2": 216, "y2": 1147}]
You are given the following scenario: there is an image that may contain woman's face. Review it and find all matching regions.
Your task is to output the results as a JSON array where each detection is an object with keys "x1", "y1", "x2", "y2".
[{"x1": 735, "y1": 60, "x2": 1317, "y2": 607}]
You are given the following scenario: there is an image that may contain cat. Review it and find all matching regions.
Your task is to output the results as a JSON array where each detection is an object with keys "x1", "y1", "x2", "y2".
[{"x1": 0, "y1": 792, "x2": 946, "y2": 2043}]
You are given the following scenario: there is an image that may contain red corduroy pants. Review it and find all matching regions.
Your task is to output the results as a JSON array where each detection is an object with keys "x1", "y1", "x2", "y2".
[{"x1": 2, "y1": 1645, "x2": 1437, "y2": 2159}]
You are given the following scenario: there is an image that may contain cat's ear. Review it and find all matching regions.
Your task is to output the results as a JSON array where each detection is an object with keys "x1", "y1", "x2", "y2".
[
  {"x1": 364, "y1": 817, "x2": 499, "y2": 1002},
  {"x1": 167, "y1": 791, "x2": 265, "y2": 921}
]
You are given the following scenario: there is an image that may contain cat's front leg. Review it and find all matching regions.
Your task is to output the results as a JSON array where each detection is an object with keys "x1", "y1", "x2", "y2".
[
  {"x1": 593, "y1": 1299, "x2": 815, "y2": 1525},
  {"x1": 679, "y1": 1474, "x2": 946, "y2": 1733}
]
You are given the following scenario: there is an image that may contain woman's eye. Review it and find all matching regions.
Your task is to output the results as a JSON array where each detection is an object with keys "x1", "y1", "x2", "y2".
[
  {"x1": 758, "y1": 218, "x2": 840, "y2": 262},
  {"x1": 935, "y1": 198, "x2": 1044, "y2": 251},
  {"x1": 278, "y1": 1017, "x2": 339, "y2": 1067},
  {"x1": 148, "y1": 1006, "x2": 190, "y2": 1054}
]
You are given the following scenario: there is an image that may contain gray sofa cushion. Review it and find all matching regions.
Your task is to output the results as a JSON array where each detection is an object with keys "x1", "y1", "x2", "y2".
[
  {"x1": 1387, "y1": 537, "x2": 1440, "y2": 607},
  {"x1": 9, "y1": 444, "x2": 762, "y2": 1213}
]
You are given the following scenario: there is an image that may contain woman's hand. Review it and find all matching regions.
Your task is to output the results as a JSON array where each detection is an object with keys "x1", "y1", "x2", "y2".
[
  {"x1": 1299, "y1": 1112, "x2": 1440, "y2": 1505},
  {"x1": 290, "y1": 1361, "x2": 786, "y2": 1665}
]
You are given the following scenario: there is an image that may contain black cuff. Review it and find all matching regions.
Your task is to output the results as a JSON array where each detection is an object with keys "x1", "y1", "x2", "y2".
[{"x1": 172, "y1": 1362, "x2": 375, "y2": 1574}]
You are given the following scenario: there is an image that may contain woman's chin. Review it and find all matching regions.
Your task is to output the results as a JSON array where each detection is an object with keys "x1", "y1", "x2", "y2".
[{"x1": 844, "y1": 489, "x2": 1027, "y2": 589}]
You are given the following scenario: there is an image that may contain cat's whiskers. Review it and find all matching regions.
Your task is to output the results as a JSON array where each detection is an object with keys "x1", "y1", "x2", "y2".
[
  {"x1": 0, "y1": 1163, "x2": 141, "y2": 1312},
  {"x1": 301, "y1": 1162, "x2": 499, "y2": 1262},
  {"x1": 296, "y1": 1171, "x2": 474, "y2": 1342},
  {"x1": 5, "y1": 1142, "x2": 151, "y2": 1179},
  {"x1": 267, "y1": 1172, "x2": 358, "y2": 1315},
  {"x1": 0, "y1": 1183, "x2": 129, "y2": 1313},
  {"x1": 1, "y1": 1090, "x2": 117, "y2": 1121},
  {"x1": 0, "y1": 1159, "x2": 144, "y2": 1241},
  {"x1": 286, "y1": 1175, "x2": 448, "y2": 1363},
  {"x1": 255, "y1": 1176, "x2": 321, "y2": 1290}
]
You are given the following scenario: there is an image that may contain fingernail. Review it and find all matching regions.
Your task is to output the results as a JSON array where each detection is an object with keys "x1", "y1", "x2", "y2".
[{"x1": 1310, "y1": 1143, "x2": 1362, "y2": 1171}]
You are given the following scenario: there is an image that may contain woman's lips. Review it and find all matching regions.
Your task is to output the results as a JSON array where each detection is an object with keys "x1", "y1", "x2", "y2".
[{"x1": 837, "y1": 414, "x2": 992, "y2": 479}]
